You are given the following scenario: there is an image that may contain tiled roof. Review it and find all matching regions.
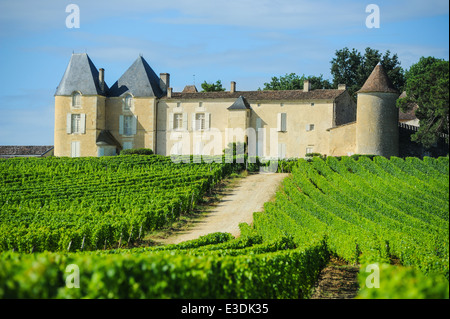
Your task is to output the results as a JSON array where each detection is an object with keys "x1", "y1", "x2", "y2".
[
  {"x1": 165, "y1": 89, "x2": 346, "y2": 101},
  {"x1": 0, "y1": 146, "x2": 54, "y2": 157},
  {"x1": 358, "y1": 63, "x2": 398, "y2": 94},
  {"x1": 182, "y1": 85, "x2": 198, "y2": 93}
]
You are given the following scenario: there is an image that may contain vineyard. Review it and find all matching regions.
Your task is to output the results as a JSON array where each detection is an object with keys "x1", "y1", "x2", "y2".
[
  {"x1": 0, "y1": 155, "x2": 448, "y2": 298},
  {"x1": 0, "y1": 155, "x2": 230, "y2": 252}
]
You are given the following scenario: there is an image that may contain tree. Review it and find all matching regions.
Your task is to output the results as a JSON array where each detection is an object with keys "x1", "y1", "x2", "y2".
[
  {"x1": 330, "y1": 47, "x2": 405, "y2": 98},
  {"x1": 201, "y1": 80, "x2": 226, "y2": 92},
  {"x1": 261, "y1": 73, "x2": 332, "y2": 91},
  {"x1": 397, "y1": 57, "x2": 449, "y2": 148}
]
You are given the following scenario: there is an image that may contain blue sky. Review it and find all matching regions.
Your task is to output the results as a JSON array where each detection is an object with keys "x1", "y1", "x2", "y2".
[{"x1": 0, "y1": 0, "x2": 448, "y2": 145}]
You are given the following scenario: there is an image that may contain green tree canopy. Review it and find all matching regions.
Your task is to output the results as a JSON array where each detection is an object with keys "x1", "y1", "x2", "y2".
[
  {"x1": 330, "y1": 47, "x2": 405, "y2": 97},
  {"x1": 397, "y1": 56, "x2": 449, "y2": 148},
  {"x1": 201, "y1": 80, "x2": 226, "y2": 92},
  {"x1": 261, "y1": 73, "x2": 332, "y2": 91}
]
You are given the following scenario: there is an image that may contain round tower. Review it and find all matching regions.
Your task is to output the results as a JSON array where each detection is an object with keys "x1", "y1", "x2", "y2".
[{"x1": 356, "y1": 63, "x2": 399, "y2": 157}]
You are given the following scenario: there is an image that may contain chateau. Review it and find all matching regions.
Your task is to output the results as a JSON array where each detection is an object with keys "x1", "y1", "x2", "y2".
[{"x1": 54, "y1": 53, "x2": 399, "y2": 158}]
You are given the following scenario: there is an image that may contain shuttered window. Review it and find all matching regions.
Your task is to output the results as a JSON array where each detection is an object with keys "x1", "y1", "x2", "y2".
[
  {"x1": 277, "y1": 113, "x2": 287, "y2": 132},
  {"x1": 67, "y1": 113, "x2": 86, "y2": 134},
  {"x1": 119, "y1": 115, "x2": 137, "y2": 135},
  {"x1": 72, "y1": 92, "x2": 81, "y2": 108},
  {"x1": 71, "y1": 141, "x2": 80, "y2": 157}
]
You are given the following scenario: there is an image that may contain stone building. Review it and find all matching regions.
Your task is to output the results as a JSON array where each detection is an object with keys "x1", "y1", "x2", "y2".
[{"x1": 54, "y1": 53, "x2": 399, "y2": 158}]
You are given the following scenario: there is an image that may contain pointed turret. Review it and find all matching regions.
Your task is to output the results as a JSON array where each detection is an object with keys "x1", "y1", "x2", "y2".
[
  {"x1": 357, "y1": 63, "x2": 398, "y2": 94},
  {"x1": 108, "y1": 56, "x2": 163, "y2": 97},
  {"x1": 55, "y1": 53, "x2": 107, "y2": 96},
  {"x1": 356, "y1": 63, "x2": 399, "y2": 157}
]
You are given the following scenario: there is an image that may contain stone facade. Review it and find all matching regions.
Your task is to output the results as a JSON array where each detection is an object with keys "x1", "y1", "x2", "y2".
[{"x1": 54, "y1": 54, "x2": 399, "y2": 159}]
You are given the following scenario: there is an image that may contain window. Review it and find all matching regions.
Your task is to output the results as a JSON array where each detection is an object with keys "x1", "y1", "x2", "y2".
[
  {"x1": 124, "y1": 95, "x2": 133, "y2": 110},
  {"x1": 196, "y1": 113, "x2": 205, "y2": 130},
  {"x1": 66, "y1": 113, "x2": 86, "y2": 134},
  {"x1": 123, "y1": 142, "x2": 132, "y2": 150},
  {"x1": 306, "y1": 124, "x2": 315, "y2": 131},
  {"x1": 306, "y1": 147, "x2": 313, "y2": 155},
  {"x1": 280, "y1": 103, "x2": 284, "y2": 107},
  {"x1": 71, "y1": 141, "x2": 80, "y2": 157},
  {"x1": 311, "y1": 102, "x2": 315, "y2": 107},
  {"x1": 119, "y1": 115, "x2": 137, "y2": 135},
  {"x1": 174, "y1": 113, "x2": 183, "y2": 130},
  {"x1": 72, "y1": 92, "x2": 81, "y2": 108},
  {"x1": 72, "y1": 114, "x2": 81, "y2": 133},
  {"x1": 277, "y1": 113, "x2": 287, "y2": 132},
  {"x1": 123, "y1": 115, "x2": 134, "y2": 135}
]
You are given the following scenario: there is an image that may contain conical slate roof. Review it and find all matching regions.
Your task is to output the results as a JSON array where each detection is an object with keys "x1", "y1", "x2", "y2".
[
  {"x1": 108, "y1": 56, "x2": 163, "y2": 97},
  {"x1": 55, "y1": 53, "x2": 107, "y2": 96},
  {"x1": 227, "y1": 96, "x2": 251, "y2": 110},
  {"x1": 358, "y1": 63, "x2": 398, "y2": 94}
]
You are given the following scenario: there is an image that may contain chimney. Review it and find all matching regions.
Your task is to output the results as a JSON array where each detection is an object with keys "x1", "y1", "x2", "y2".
[
  {"x1": 338, "y1": 84, "x2": 347, "y2": 90},
  {"x1": 167, "y1": 87, "x2": 172, "y2": 98},
  {"x1": 303, "y1": 80, "x2": 311, "y2": 92},
  {"x1": 160, "y1": 73, "x2": 170, "y2": 94},
  {"x1": 99, "y1": 68, "x2": 105, "y2": 92},
  {"x1": 230, "y1": 81, "x2": 236, "y2": 93}
]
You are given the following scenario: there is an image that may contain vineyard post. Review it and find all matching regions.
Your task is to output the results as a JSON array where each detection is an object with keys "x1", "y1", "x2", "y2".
[
  {"x1": 127, "y1": 226, "x2": 133, "y2": 245},
  {"x1": 81, "y1": 236, "x2": 85, "y2": 251},
  {"x1": 67, "y1": 240, "x2": 72, "y2": 252},
  {"x1": 118, "y1": 233, "x2": 123, "y2": 248}
]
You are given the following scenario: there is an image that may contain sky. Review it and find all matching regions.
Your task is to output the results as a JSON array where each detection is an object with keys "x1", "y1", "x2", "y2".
[{"x1": 0, "y1": 0, "x2": 448, "y2": 145}]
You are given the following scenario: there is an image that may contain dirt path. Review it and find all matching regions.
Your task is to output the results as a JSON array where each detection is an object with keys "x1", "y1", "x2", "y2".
[
  {"x1": 160, "y1": 172, "x2": 289, "y2": 245},
  {"x1": 310, "y1": 257, "x2": 360, "y2": 299}
]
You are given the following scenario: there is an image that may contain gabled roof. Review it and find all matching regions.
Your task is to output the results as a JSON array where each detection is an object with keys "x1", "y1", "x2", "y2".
[
  {"x1": 55, "y1": 53, "x2": 107, "y2": 96},
  {"x1": 358, "y1": 63, "x2": 398, "y2": 94},
  {"x1": 96, "y1": 130, "x2": 121, "y2": 148},
  {"x1": 108, "y1": 56, "x2": 163, "y2": 98},
  {"x1": 227, "y1": 96, "x2": 251, "y2": 110}
]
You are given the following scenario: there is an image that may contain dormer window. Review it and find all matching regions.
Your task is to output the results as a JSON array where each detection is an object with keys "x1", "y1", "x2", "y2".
[
  {"x1": 72, "y1": 92, "x2": 81, "y2": 108},
  {"x1": 124, "y1": 94, "x2": 133, "y2": 110}
]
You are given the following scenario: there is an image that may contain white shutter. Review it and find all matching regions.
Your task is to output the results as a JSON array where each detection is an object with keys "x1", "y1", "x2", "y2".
[
  {"x1": 71, "y1": 141, "x2": 80, "y2": 157},
  {"x1": 132, "y1": 115, "x2": 137, "y2": 135},
  {"x1": 182, "y1": 112, "x2": 188, "y2": 131},
  {"x1": 80, "y1": 114, "x2": 86, "y2": 134},
  {"x1": 281, "y1": 113, "x2": 287, "y2": 132},
  {"x1": 119, "y1": 115, "x2": 124, "y2": 135},
  {"x1": 277, "y1": 113, "x2": 281, "y2": 131},
  {"x1": 205, "y1": 112, "x2": 210, "y2": 130},
  {"x1": 169, "y1": 113, "x2": 174, "y2": 131},
  {"x1": 306, "y1": 124, "x2": 310, "y2": 131},
  {"x1": 67, "y1": 114, "x2": 72, "y2": 134},
  {"x1": 256, "y1": 117, "x2": 262, "y2": 129},
  {"x1": 192, "y1": 113, "x2": 196, "y2": 131}
]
